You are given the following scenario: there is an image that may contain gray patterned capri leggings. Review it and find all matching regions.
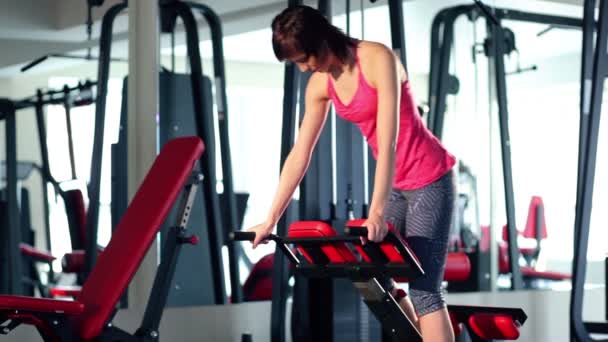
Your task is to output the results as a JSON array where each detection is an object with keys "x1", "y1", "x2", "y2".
[{"x1": 382, "y1": 170, "x2": 455, "y2": 317}]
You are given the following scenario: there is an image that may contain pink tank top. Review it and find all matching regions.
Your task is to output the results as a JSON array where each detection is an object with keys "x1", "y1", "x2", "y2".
[{"x1": 327, "y1": 48, "x2": 456, "y2": 190}]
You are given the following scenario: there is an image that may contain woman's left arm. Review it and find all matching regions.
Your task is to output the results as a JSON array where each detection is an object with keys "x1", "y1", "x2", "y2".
[{"x1": 365, "y1": 45, "x2": 401, "y2": 242}]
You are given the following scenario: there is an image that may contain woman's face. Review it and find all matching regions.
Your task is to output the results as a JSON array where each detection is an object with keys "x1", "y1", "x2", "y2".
[{"x1": 289, "y1": 51, "x2": 331, "y2": 73}]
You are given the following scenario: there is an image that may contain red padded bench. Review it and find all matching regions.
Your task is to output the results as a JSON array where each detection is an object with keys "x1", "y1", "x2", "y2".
[
  {"x1": 0, "y1": 137, "x2": 204, "y2": 341},
  {"x1": 232, "y1": 219, "x2": 528, "y2": 341},
  {"x1": 498, "y1": 243, "x2": 571, "y2": 282},
  {"x1": 500, "y1": 196, "x2": 571, "y2": 283}
]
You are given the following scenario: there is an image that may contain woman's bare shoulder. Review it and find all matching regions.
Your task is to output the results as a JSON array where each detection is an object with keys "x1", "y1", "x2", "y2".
[
  {"x1": 357, "y1": 40, "x2": 407, "y2": 83},
  {"x1": 358, "y1": 40, "x2": 393, "y2": 58},
  {"x1": 307, "y1": 71, "x2": 329, "y2": 99}
]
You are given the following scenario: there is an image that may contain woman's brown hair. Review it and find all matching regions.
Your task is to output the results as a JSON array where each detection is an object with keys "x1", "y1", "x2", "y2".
[{"x1": 271, "y1": 5, "x2": 357, "y2": 63}]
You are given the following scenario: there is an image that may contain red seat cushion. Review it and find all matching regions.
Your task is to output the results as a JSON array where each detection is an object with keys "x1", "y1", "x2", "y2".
[
  {"x1": 498, "y1": 244, "x2": 571, "y2": 280},
  {"x1": 468, "y1": 313, "x2": 520, "y2": 340},
  {"x1": 521, "y1": 266, "x2": 571, "y2": 280},
  {"x1": 243, "y1": 254, "x2": 274, "y2": 301},
  {"x1": 0, "y1": 295, "x2": 84, "y2": 315},
  {"x1": 394, "y1": 252, "x2": 471, "y2": 283},
  {"x1": 443, "y1": 253, "x2": 471, "y2": 281}
]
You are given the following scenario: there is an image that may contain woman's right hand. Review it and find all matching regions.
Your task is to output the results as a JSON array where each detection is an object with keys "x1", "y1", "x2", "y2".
[{"x1": 247, "y1": 221, "x2": 275, "y2": 249}]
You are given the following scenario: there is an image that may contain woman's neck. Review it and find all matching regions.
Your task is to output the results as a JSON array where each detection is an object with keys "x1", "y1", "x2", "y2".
[{"x1": 328, "y1": 45, "x2": 357, "y2": 79}]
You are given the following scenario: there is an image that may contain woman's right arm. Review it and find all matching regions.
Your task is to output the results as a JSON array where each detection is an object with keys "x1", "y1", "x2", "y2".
[{"x1": 250, "y1": 73, "x2": 330, "y2": 247}]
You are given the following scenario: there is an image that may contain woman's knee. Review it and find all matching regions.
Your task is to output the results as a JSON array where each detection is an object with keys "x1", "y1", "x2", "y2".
[{"x1": 409, "y1": 289, "x2": 446, "y2": 317}]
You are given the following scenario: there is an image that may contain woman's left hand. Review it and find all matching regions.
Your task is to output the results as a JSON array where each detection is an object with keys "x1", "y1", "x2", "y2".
[{"x1": 363, "y1": 214, "x2": 389, "y2": 242}]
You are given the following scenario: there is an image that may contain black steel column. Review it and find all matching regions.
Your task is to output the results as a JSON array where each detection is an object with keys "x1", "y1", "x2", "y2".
[
  {"x1": 62, "y1": 86, "x2": 77, "y2": 180},
  {"x1": 427, "y1": 9, "x2": 446, "y2": 132},
  {"x1": 187, "y1": 1, "x2": 243, "y2": 304},
  {"x1": 1, "y1": 101, "x2": 23, "y2": 294},
  {"x1": 34, "y1": 93, "x2": 53, "y2": 255},
  {"x1": 576, "y1": 0, "x2": 596, "y2": 241},
  {"x1": 292, "y1": 2, "x2": 335, "y2": 340},
  {"x1": 432, "y1": 16, "x2": 455, "y2": 139},
  {"x1": 272, "y1": 2, "x2": 303, "y2": 341},
  {"x1": 387, "y1": 0, "x2": 407, "y2": 70},
  {"x1": 490, "y1": 19, "x2": 523, "y2": 290},
  {"x1": 137, "y1": 179, "x2": 199, "y2": 338},
  {"x1": 84, "y1": 2, "x2": 127, "y2": 278},
  {"x1": 571, "y1": 1, "x2": 608, "y2": 341},
  {"x1": 173, "y1": 1, "x2": 227, "y2": 304}
]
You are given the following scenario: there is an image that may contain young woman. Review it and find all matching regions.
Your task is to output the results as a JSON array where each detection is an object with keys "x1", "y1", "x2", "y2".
[{"x1": 248, "y1": 5, "x2": 457, "y2": 341}]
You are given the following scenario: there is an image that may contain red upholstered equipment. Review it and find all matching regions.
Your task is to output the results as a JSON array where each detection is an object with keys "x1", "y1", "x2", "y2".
[
  {"x1": 243, "y1": 254, "x2": 275, "y2": 301},
  {"x1": 288, "y1": 221, "x2": 358, "y2": 263},
  {"x1": 468, "y1": 313, "x2": 520, "y2": 340},
  {"x1": 501, "y1": 196, "x2": 548, "y2": 257},
  {"x1": 501, "y1": 225, "x2": 535, "y2": 256},
  {"x1": 498, "y1": 196, "x2": 570, "y2": 283},
  {"x1": 49, "y1": 285, "x2": 82, "y2": 299},
  {"x1": 61, "y1": 248, "x2": 104, "y2": 273},
  {"x1": 443, "y1": 253, "x2": 471, "y2": 282},
  {"x1": 75, "y1": 137, "x2": 203, "y2": 339},
  {"x1": 341, "y1": 220, "x2": 471, "y2": 282},
  {"x1": 520, "y1": 266, "x2": 571, "y2": 281},
  {"x1": 480, "y1": 225, "x2": 491, "y2": 252},
  {"x1": 449, "y1": 312, "x2": 463, "y2": 336},
  {"x1": 393, "y1": 252, "x2": 471, "y2": 283},
  {"x1": 0, "y1": 137, "x2": 204, "y2": 341},
  {"x1": 346, "y1": 219, "x2": 416, "y2": 264},
  {"x1": 64, "y1": 189, "x2": 88, "y2": 248},
  {"x1": 448, "y1": 305, "x2": 526, "y2": 341},
  {"x1": 498, "y1": 243, "x2": 570, "y2": 280},
  {"x1": 269, "y1": 219, "x2": 527, "y2": 341},
  {"x1": 499, "y1": 243, "x2": 510, "y2": 274},
  {"x1": 19, "y1": 243, "x2": 56, "y2": 263},
  {"x1": 523, "y1": 196, "x2": 547, "y2": 240},
  {"x1": 0, "y1": 296, "x2": 84, "y2": 314}
]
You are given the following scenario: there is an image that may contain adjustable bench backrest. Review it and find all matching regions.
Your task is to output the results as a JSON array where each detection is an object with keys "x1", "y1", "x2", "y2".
[
  {"x1": 74, "y1": 137, "x2": 204, "y2": 340},
  {"x1": 523, "y1": 196, "x2": 547, "y2": 240}
]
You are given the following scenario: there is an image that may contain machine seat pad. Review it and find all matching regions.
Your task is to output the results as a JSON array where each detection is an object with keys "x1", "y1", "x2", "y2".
[
  {"x1": 0, "y1": 295, "x2": 84, "y2": 315},
  {"x1": 468, "y1": 313, "x2": 520, "y2": 340}
]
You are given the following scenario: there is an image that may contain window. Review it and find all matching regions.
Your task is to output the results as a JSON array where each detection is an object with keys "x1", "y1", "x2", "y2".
[{"x1": 46, "y1": 77, "x2": 123, "y2": 269}]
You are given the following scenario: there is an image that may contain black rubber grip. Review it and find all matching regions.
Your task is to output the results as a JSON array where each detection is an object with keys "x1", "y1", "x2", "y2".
[
  {"x1": 229, "y1": 231, "x2": 256, "y2": 241},
  {"x1": 344, "y1": 226, "x2": 368, "y2": 236}
]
